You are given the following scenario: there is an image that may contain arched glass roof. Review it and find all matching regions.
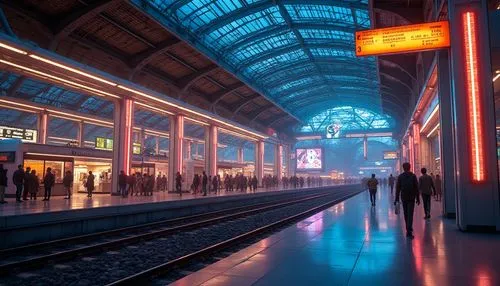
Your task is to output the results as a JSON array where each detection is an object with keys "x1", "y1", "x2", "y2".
[
  {"x1": 140, "y1": 0, "x2": 382, "y2": 123},
  {"x1": 298, "y1": 106, "x2": 394, "y2": 133}
]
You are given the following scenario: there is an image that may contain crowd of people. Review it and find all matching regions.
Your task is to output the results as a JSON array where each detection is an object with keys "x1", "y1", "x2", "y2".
[
  {"x1": 118, "y1": 172, "x2": 168, "y2": 198},
  {"x1": 364, "y1": 163, "x2": 443, "y2": 239}
]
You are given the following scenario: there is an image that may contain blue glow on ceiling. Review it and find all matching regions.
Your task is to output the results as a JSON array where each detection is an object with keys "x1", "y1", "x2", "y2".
[{"x1": 138, "y1": 0, "x2": 384, "y2": 123}]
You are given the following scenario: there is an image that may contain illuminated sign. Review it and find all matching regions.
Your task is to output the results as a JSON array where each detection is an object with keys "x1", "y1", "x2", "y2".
[
  {"x1": 296, "y1": 148, "x2": 323, "y2": 171},
  {"x1": 355, "y1": 21, "x2": 450, "y2": 57},
  {"x1": 0, "y1": 151, "x2": 15, "y2": 162},
  {"x1": 0, "y1": 126, "x2": 37, "y2": 143},
  {"x1": 133, "y1": 142, "x2": 141, "y2": 155},
  {"x1": 95, "y1": 137, "x2": 113, "y2": 151},
  {"x1": 383, "y1": 151, "x2": 398, "y2": 160},
  {"x1": 326, "y1": 123, "x2": 341, "y2": 139}
]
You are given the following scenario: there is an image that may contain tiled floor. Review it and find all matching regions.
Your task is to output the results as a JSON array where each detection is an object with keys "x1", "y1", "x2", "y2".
[
  {"x1": 171, "y1": 187, "x2": 500, "y2": 286},
  {"x1": 0, "y1": 185, "x2": 325, "y2": 216}
]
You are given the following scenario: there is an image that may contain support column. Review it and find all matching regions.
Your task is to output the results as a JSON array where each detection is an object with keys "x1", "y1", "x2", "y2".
[
  {"x1": 155, "y1": 137, "x2": 160, "y2": 155},
  {"x1": 363, "y1": 136, "x2": 368, "y2": 160},
  {"x1": 139, "y1": 128, "x2": 145, "y2": 153},
  {"x1": 111, "y1": 98, "x2": 134, "y2": 195},
  {"x1": 412, "y1": 123, "x2": 421, "y2": 172},
  {"x1": 37, "y1": 111, "x2": 48, "y2": 144},
  {"x1": 77, "y1": 121, "x2": 84, "y2": 148},
  {"x1": 168, "y1": 115, "x2": 184, "y2": 191},
  {"x1": 186, "y1": 140, "x2": 192, "y2": 160},
  {"x1": 237, "y1": 147, "x2": 244, "y2": 163},
  {"x1": 448, "y1": 0, "x2": 500, "y2": 230},
  {"x1": 255, "y1": 141, "x2": 264, "y2": 186},
  {"x1": 204, "y1": 125, "x2": 217, "y2": 176},
  {"x1": 438, "y1": 50, "x2": 457, "y2": 217},
  {"x1": 274, "y1": 144, "x2": 283, "y2": 180}
]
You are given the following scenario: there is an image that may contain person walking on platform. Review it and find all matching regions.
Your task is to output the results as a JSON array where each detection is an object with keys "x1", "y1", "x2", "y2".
[
  {"x1": 128, "y1": 173, "x2": 136, "y2": 196},
  {"x1": 119, "y1": 170, "x2": 127, "y2": 197},
  {"x1": 162, "y1": 175, "x2": 168, "y2": 192},
  {"x1": 63, "y1": 170, "x2": 73, "y2": 199},
  {"x1": 202, "y1": 171, "x2": 208, "y2": 196},
  {"x1": 0, "y1": 164, "x2": 8, "y2": 204},
  {"x1": 367, "y1": 174, "x2": 379, "y2": 206},
  {"x1": 135, "y1": 173, "x2": 143, "y2": 196},
  {"x1": 23, "y1": 167, "x2": 31, "y2": 201},
  {"x1": 434, "y1": 174, "x2": 442, "y2": 201},
  {"x1": 395, "y1": 162, "x2": 420, "y2": 239},
  {"x1": 13, "y1": 164, "x2": 24, "y2": 202},
  {"x1": 30, "y1": 170, "x2": 39, "y2": 200},
  {"x1": 419, "y1": 168, "x2": 435, "y2": 219},
  {"x1": 388, "y1": 174, "x2": 395, "y2": 195},
  {"x1": 212, "y1": 175, "x2": 218, "y2": 194},
  {"x1": 42, "y1": 167, "x2": 55, "y2": 201},
  {"x1": 252, "y1": 175, "x2": 258, "y2": 192},
  {"x1": 86, "y1": 171, "x2": 95, "y2": 198},
  {"x1": 175, "y1": 172, "x2": 182, "y2": 196}
]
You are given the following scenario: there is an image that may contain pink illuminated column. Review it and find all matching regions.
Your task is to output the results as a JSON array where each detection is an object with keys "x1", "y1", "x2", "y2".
[
  {"x1": 412, "y1": 123, "x2": 421, "y2": 172},
  {"x1": 254, "y1": 141, "x2": 264, "y2": 186},
  {"x1": 111, "y1": 98, "x2": 134, "y2": 195},
  {"x1": 204, "y1": 125, "x2": 218, "y2": 176},
  {"x1": 168, "y1": 115, "x2": 184, "y2": 191},
  {"x1": 274, "y1": 144, "x2": 283, "y2": 180},
  {"x1": 37, "y1": 111, "x2": 48, "y2": 144},
  {"x1": 77, "y1": 121, "x2": 84, "y2": 147},
  {"x1": 186, "y1": 140, "x2": 192, "y2": 160}
]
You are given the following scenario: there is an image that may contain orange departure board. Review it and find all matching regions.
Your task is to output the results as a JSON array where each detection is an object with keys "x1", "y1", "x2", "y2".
[{"x1": 355, "y1": 21, "x2": 450, "y2": 57}]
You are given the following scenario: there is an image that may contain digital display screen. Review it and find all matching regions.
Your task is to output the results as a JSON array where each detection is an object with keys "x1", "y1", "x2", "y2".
[
  {"x1": 0, "y1": 126, "x2": 37, "y2": 143},
  {"x1": 383, "y1": 151, "x2": 398, "y2": 160},
  {"x1": 133, "y1": 142, "x2": 141, "y2": 155},
  {"x1": 95, "y1": 137, "x2": 113, "y2": 150},
  {"x1": 296, "y1": 148, "x2": 323, "y2": 170},
  {"x1": 326, "y1": 123, "x2": 341, "y2": 139},
  {"x1": 0, "y1": 151, "x2": 15, "y2": 162}
]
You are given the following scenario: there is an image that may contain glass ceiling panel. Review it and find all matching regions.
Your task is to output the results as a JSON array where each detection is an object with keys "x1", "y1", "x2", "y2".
[{"x1": 144, "y1": 0, "x2": 385, "y2": 124}]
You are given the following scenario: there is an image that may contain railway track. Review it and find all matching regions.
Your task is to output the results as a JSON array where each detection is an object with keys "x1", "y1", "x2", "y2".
[{"x1": 0, "y1": 187, "x2": 361, "y2": 286}]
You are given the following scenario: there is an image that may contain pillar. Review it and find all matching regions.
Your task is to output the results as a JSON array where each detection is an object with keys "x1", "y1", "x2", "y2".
[
  {"x1": 37, "y1": 111, "x2": 48, "y2": 144},
  {"x1": 237, "y1": 147, "x2": 244, "y2": 163},
  {"x1": 363, "y1": 136, "x2": 368, "y2": 160},
  {"x1": 412, "y1": 123, "x2": 421, "y2": 172},
  {"x1": 139, "y1": 128, "x2": 145, "y2": 154},
  {"x1": 255, "y1": 141, "x2": 264, "y2": 186},
  {"x1": 77, "y1": 121, "x2": 84, "y2": 147},
  {"x1": 274, "y1": 144, "x2": 283, "y2": 181},
  {"x1": 204, "y1": 125, "x2": 217, "y2": 176},
  {"x1": 111, "y1": 98, "x2": 134, "y2": 195},
  {"x1": 185, "y1": 140, "x2": 192, "y2": 159},
  {"x1": 438, "y1": 50, "x2": 457, "y2": 217},
  {"x1": 448, "y1": 0, "x2": 500, "y2": 230},
  {"x1": 168, "y1": 115, "x2": 184, "y2": 191},
  {"x1": 155, "y1": 137, "x2": 160, "y2": 155}
]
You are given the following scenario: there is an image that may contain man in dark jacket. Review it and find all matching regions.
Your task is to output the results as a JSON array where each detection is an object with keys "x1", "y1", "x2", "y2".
[
  {"x1": 0, "y1": 164, "x2": 7, "y2": 203},
  {"x1": 395, "y1": 162, "x2": 420, "y2": 239},
  {"x1": 43, "y1": 167, "x2": 55, "y2": 201},
  {"x1": 419, "y1": 168, "x2": 435, "y2": 219},
  {"x1": 23, "y1": 167, "x2": 31, "y2": 201},
  {"x1": 202, "y1": 171, "x2": 208, "y2": 196},
  {"x1": 118, "y1": 170, "x2": 127, "y2": 197},
  {"x1": 63, "y1": 170, "x2": 73, "y2": 199},
  {"x1": 13, "y1": 165, "x2": 24, "y2": 202}
]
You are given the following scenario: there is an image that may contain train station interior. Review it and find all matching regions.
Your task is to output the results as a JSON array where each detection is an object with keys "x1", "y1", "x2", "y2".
[{"x1": 0, "y1": 0, "x2": 499, "y2": 285}]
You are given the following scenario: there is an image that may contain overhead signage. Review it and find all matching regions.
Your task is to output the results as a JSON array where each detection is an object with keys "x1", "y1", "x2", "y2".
[
  {"x1": 0, "y1": 126, "x2": 37, "y2": 143},
  {"x1": 383, "y1": 151, "x2": 398, "y2": 160},
  {"x1": 95, "y1": 137, "x2": 113, "y2": 151},
  {"x1": 326, "y1": 123, "x2": 341, "y2": 139},
  {"x1": 355, "y1": 21, "x2": 450, "y2": 57},
  {"x1": 133, "y1": 142, "x2": 141, "y2": 155}
]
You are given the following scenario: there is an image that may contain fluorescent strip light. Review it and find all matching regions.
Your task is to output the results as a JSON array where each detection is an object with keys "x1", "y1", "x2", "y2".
[
  {"x1": 426, "y1": 124, "x2": 440, "y2": 138},
  {"x1": 494, "y1": 74, "x2": 500, "y2": 82},
  {"x1": 48, "y1": 110, "x2": 113, "y2": 126},
  {"x1": 29, "y1": 54, "x2": 117, "y2": 86},
  {"x1": 185, "y1": 117, "x2": 209, "y2": 126},
  {"x1": 144, "y1": 129, "x2": 169, "y2": 137},
  {"x1": 134, "y1": 101, "x2": 174, "y2": 115},
  {"x1": 26, "y1": 152, "x2": 112, "y2": 160},
  {"x1": 420, "y1": 105, "x2": 439, "y2": 132},
  {"x1": 0, "y1": 43, "x2": 27, "y2": 55},
  {"x1": 0, "y1": 99, "x2": 44, "y2": 111},
  {"x1": 296, "y1": 136, "x2": 322, "y2": 140},
  {"x1": 0, "y1": 60, "x2": 120, "y2": 99}
]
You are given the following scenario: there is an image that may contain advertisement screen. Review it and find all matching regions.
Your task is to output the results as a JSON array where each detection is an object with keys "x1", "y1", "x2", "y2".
[
  {"x1": 296, "y1": 148, "x2": 323, "y2": 170},
  {"x1": 383, "y1": 151, "x2": 398, "y2": 160}
]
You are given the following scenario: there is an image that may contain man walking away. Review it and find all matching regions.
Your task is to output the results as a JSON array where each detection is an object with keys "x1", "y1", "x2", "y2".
[
  {"x1": 202, "y1": 171, "x2": 208, "y2": 196},
  {"x1": 128, "y1": 173, "x2": 136, "y2": 196},
  {"x1": 0, "y1": 164, "x2": 8, "y2": 203},
  {"x1": 434, "y1": 175, "x2": 442, "y2": 201},
  {"x1": 388, "y1": 174, "x2": 395, "y2": 195},
  {"x1": 395, "y1": 163, "x2": 420, "y2": 239},
  {"x1": 13, "y1": 165, "x2": 24, "y2": 202},
  {"x1": 43, "y1": 167, "x2": 55, "y2": 201},
  {"x1": 419, "y1": 168, "x2": 435, "y2": 219},
  {"x1": 86, "y1": 171, "x2": 95, "y2": 198},
  {"x1": 367, "y1": 174, "x2": 378, "y2": 206},
  {"x1": 119, "y1": 170, "x2": 127, "y2": 197},
  {"x1": 63, "y1": 170, "x2": 73, "y2": 199}
]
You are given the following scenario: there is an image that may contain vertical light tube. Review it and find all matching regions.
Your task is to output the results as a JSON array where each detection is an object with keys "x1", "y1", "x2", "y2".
[
  {"x1": 363, "y1": 136, "x2": 368, "y2": 160},
  {"x1": 463, "y1": 11, "x2": 485, "y2": 182},
  {"x1": 123, "y1": 99, "x2": 133, "y2": 175}
]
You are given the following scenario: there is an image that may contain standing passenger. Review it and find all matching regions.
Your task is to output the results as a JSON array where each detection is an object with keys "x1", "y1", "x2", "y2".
[
  {"x1": 388, "y1": 174, "x2": 395, "y2": 195},
  {"x1": 0, "y1": 164, "x2": 7, "y2": 203},
  {"x1": 42, "y1": 167, "x2": 55, "y2": 201},
  {"x1": 86, "y1": 171, "x2": 95, "y2": 198},
  {"x1": 252, "y1": 175, "x2": 258, "y2": 192},
  {"x1": 23, "y1": 167, "x2": 31, "y2": 201},
  {"x1": 419, "y1": 168, "x2": 435, "y2": 219},
  {"x1": 202, "y1": 171, "x2": 208, "y2": 196},
  {"x1": 367, "y1": 174, "x2": 378, "y2": 206},
  {"x1": 13, "y1": 165, "x2": 24, "y2": 202},
  {"x1": 63, "y1": 170, "x2": 73, "y2": 199},
  {"x1": 395, "y1": 163, "x2": 420, "y2": 239},
  {"x1": 30, "y1": 170, "x2": 39, "y2": 200},
  {"x1": 175, "y1": 172, "x2": 182, "y2": 196},
  {"x1": 119, "y1": 170, "x2": 127, "y2": 197},
  {"x1": 128, "y1": 173, "x2": 136, "y2": 196},
  {"x1": 434, "y1": 174, "x2": 442, "y2": 201}
]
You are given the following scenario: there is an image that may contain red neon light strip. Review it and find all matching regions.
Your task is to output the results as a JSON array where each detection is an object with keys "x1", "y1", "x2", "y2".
[
  {"x1": 463, "y1": 11, "x2": 485, "y2": 182},
  {"x1": 124, "y1": 99, "x2": 133, "y2": 175}
]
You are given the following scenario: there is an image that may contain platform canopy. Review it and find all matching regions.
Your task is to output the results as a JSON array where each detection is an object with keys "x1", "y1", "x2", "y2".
[{"x1": 137, "y1": 0, "x2": 393, "y2": 129}]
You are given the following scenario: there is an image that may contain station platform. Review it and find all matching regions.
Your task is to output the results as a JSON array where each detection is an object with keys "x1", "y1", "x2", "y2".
[{"x1": 173, "y1": 187, "x2": 500, "y2": 286}]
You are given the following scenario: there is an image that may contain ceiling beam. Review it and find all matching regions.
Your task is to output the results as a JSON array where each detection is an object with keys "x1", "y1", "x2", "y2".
[
  {"x1": 230, "y1": 94, "x2": 261, "y2": 119},
  {"x1": 210, "y1": 82, "x2": 245, "y2": 108},
  {"x1": 266, "y1": 114, "x2": 290, "y2": 127},
  {"x1": 179, "y1": 64, "x2": 220, "y2": 92},
  {"x1": 49, "y1": 0, "x2": 120, "y2": 50},
  {"x1": 6, "y1": 76, "x2": 26, "y2": 97},
  {"x1": 249, "y1": 105, "x2": 275, "y2": 123}
]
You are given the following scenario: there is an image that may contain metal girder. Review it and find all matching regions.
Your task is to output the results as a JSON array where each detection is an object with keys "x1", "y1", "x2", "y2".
[
  {"x1": 128, "y1": 38, "x2": 182, "y2": 79},
  {"x1": 6, "y1": 76, "x2": 25, "y2": 97},
  {"x1": 179, "y1": 64, "x2": 220, "y2": 92},
  {"x1": 49, "y1": 0, "x2": 120, "y2": 50},
  {"x1": 378, "y1": 59, "x2": 416, "y2": 81},
  {"x1": 249, "y1": 105, "x2": 275, "y2": 123},
  {"x1": 380, "y1": 72, "x2": 414, "y2": 92},
  {"x1": 69, "y1": 34, "x2": 129, "y2": 65},
  {"x1": 269, "y1": 77, "x2": 379, "y2": 97},
  {"x1": 230, "y1": 94, "x2": 261, "y2": 119},
  {"x1": 143, "y1": 66, "x2": 180, "y2": 88},
  {"x1": 210, "y1": 82, "x2": 245, "y2": 107},
  {"x1": 236, "y1": 42, "x2": 353, "y2": 71},
  {"x1": 266, "y1": 114, "x2": 290, "y2": 127},
  {"x1": 220, "y1": 23, "x2": 356, "y2": 56}
]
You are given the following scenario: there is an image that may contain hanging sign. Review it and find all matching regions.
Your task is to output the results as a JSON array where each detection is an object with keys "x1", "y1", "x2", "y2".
[
  {"x1": 0, "y1": 126, "x2": 37, "y2": 143},
  {"x1": 355, "y1": 21, "x2": 450, "y2": 57}
]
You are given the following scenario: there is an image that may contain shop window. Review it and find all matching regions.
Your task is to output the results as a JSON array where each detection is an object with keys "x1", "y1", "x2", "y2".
[
  {"x1": 45, "y1": 161, "x2": 64, "y2": 183},
  {"x1": 24, "y1": 159, "x2": 44, "y2": 179}
]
